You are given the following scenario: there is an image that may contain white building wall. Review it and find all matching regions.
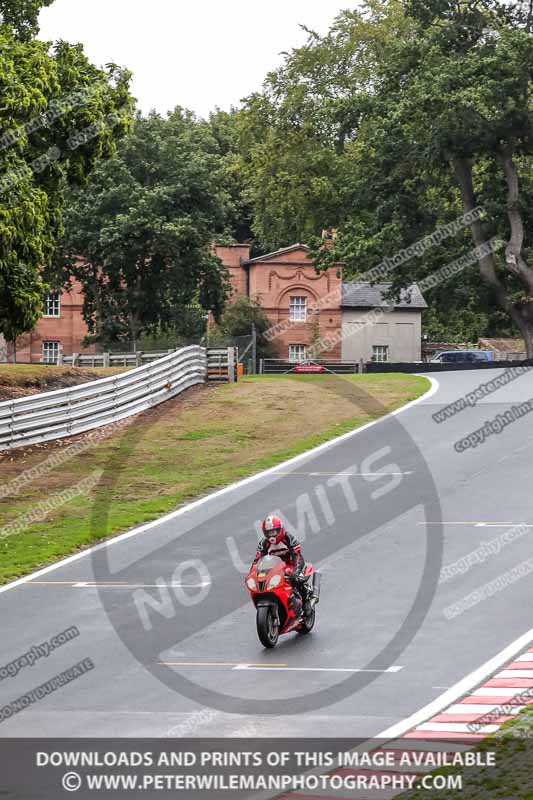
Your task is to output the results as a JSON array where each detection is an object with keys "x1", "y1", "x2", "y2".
[{"x1": 341, "y1": 309, "x2": 422, "y2": 362}]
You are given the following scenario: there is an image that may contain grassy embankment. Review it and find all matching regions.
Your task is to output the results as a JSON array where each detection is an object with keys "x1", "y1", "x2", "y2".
[
  {"x1": 0, "y1": 373, "x2": 429, "y2": 583},
  {"x1": 0, "y1": 364, "x2": 127, "y2": 401}
]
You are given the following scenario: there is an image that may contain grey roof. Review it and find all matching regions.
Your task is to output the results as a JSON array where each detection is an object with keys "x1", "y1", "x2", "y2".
[{"x1": 341, "y1": 282, "x2": 427, "y2": 309}]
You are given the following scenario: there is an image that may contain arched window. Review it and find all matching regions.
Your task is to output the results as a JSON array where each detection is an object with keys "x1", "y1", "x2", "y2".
[{"x1": 289, "y1": 296, "x2": 307, "y2": 322}]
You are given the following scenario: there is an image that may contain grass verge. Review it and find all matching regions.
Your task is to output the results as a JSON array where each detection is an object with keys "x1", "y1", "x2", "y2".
[
  {"x1": 0, "y1": 373, "x2": 429, "y2": 584},
  {"x1": 0, "y1": 365, "x2": 127, "y2": 401}
]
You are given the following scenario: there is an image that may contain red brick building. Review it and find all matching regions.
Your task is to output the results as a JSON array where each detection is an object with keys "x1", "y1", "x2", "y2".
[
  {"x1": 215, "y1": 242, "x2": 343, "y2": 361},
  {"x1": 4, "y1": 242, "x2": 425, "y2": 364},
  {"x1": 6, "y1": 277, "x2": 98, "y2": 364},
  {"x1": 6, "y1": 243, "x2": 343, "y2": 364}
]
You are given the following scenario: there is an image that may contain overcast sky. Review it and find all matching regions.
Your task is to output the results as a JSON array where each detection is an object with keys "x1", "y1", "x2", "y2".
[{"x1": 38, "y1": 1, "x2": 348, "y2": 119}]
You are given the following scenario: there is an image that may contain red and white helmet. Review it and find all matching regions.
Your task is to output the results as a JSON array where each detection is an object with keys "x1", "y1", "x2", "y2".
[{"x1": 262, "y1": 515, "x2": 285, "y2": 544}]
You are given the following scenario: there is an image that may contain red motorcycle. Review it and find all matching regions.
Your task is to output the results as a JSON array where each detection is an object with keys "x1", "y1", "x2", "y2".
[{"x1": 245, "y1": 555, "x2": 321, "y2": 648}]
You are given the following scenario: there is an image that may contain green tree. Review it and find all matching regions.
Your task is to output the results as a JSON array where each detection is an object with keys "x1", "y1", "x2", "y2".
[
  {"x1": 207, "y1": 108, "x2": 255, "y2": 246},
  {"x1": 240, "y1": 0, "x2": 533, "y2": 353},
  {"x1": 209, "y1": 295, "x2": 276, "y2": 361},
  {"x1": 241, "y1": 118, "x2": 345, "y2": 253},
  {"x1": 383, "y1": 0, "x2": 533, "y2": 354},
  {"x1": 0, "y1": 0, "x2": 53, "y2": 40},
  {"x1": 56, "y1": 109, "x2": 232, "y2": 350},
  {"x1": 0, "y1": 0, "x2": 132, "y2": 356},
  {"x1": 238, "y1": 1, "x2": 409, "y2": 252}
]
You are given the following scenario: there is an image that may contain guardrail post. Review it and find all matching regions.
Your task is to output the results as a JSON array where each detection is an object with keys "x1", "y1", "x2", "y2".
[
  {"x1": 8, "y1": 400, "x2": 15, "y2": 444},
  {"x1": 112, "y1": 374, "x2": 120, "y2": 420},
  {"x1": 0, "y1": 334, "x2": 7, "y2": 364},
  {"x1": 136, "y1": 351, "x2": 143, "y2": 367},
  {"x1": 72, "y1": 353, "x2": 79, "y2": 367},
  {"x1": 103, "y1": 352, "x2": 110, "y2": 368},
  {"x1": 202, "y1": 347, "x2": 208, "y2": 382},
  {"x1": 227, "y1": 347, "x2": 235, "y2": 383},
  {"x1": 147, "y1": 359, "x2": 156, "y2": 405}
]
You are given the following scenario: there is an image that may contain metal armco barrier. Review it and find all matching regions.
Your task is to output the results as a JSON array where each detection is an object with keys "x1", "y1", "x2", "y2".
[
  {"x1": 62, "y1": 347, "x2": 239, "y2": 378},
  {"x1": 62, "y1": 351, "x2": 174, "y2": 368},
  {"x1": 0, "y1": 346, "x2": 207, "y2": 451}
]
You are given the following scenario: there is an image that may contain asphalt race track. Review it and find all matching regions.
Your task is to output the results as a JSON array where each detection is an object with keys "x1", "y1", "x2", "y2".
[{"x1": 2, "y1": 368, "x2": 533, "y2": 738}]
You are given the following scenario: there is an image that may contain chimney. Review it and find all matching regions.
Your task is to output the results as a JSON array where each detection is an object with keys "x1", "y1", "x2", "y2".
[{"x1": 321, "y1": 228, "x2": 338, "y2": 249}]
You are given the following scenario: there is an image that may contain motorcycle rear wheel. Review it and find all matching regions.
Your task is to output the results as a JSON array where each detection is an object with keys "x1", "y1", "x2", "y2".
[
  {"x1": 257, "y1": 605, "x2": 280, "y2": 648},
  {"x1": 298, "y1": 606, "x2": 316, "y2": 634}
]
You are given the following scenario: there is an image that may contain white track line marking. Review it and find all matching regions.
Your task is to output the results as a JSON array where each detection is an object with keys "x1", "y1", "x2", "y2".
[
  {"x1": 307, "y1": 472, "x2": 412, "y2": 477},
  {"x1": 416, "y1": 722, "x2": 500, "y2": 734},
  {"x1": 232, "y1": 664, "x2": 403, "y2": 673},
  {"x1": 418, "y1": 521, "x2": 530, "y2": 527},
  {"x1": 515, "y1": 653, "x2": 533, "y2": 662},
  {"x1": 385, "y1": 740, "x2": 470, "y2": 752},
  {"x1": 474, "y1": 687, "x2": 530, "y2": 697},
  {"x1": 158, "y1": 662, "x2": 402, "y2": 673},
  {"x1": 474, "y1": 522, "x2": 532, "y2": 527},
  {"x1": 447, "y1": 703, "x2": 524, "y2": 715},
  {"x1": 377, "y1": 626, "x2": 533, "y2": 740},
  {"x1": 72, "y1": 582, "x2": 211, "y2": 588},
  {"x1": 0, "y1": 378, "x2": 440, "y2": 597},
  {"x1": 159, "y1": 662, "x2": 288, "y2": 668},
  {"x1": 497, "y1": 669, "x2": 533, "y2": 678}
]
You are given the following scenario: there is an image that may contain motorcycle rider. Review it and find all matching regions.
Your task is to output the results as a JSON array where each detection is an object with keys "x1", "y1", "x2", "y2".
[{"x1": 253, "y1": 515, "x2": 312, "y2": 613}]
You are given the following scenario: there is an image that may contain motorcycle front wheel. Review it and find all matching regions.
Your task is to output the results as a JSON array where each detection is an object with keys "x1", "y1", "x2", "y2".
[{"x1": 257, "y1": 605, "x2": 280, "y2": 648}]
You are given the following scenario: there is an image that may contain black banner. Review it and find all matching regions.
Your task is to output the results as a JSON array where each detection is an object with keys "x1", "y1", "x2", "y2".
[{"x1": 0, "y1": 737, "x2": 528, "y2": 799}]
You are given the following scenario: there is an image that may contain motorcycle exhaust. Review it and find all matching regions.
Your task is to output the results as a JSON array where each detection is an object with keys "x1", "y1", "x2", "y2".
[{"x1": 312, "y1": 571, "x2": 321, "y2": 602}]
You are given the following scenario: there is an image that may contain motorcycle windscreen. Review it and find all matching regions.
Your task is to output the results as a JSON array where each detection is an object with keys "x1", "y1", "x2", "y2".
[{"x1": 256, "y1": 555, "x2": 284, "y2": 572}]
